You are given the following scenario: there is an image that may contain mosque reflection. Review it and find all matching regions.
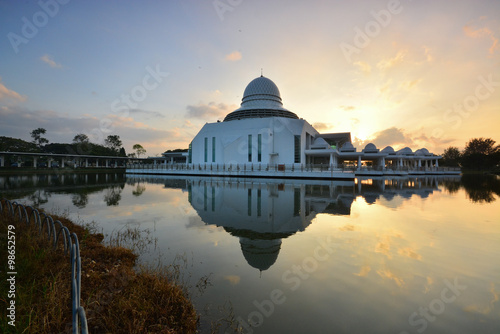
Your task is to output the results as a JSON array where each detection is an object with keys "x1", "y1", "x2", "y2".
[{"x1": 180, "y1": 176, "x2": 454, "y2": 272}]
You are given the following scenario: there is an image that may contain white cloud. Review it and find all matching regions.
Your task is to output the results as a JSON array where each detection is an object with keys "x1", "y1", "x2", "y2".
[{"x1": 186, "y1": 102, "x2": 236, "y2": 120}]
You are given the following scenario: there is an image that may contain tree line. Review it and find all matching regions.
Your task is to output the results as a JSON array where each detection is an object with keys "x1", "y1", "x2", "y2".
[
  {"x1": 441, "y1": 137, "x2": 499, "y2": 171},
  {"x1": 0, "y1": 128, "x2": 147, "y2": 158}
]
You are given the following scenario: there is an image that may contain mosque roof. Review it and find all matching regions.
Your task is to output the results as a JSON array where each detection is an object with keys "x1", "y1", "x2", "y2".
[{"x1": 223, "y1": 76, "x2": 299, "y2": 121}]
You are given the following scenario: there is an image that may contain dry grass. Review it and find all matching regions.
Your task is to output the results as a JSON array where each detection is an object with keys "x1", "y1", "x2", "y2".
[{"x1": 0, "y1": 208, "x2": 199, "y2": 333}]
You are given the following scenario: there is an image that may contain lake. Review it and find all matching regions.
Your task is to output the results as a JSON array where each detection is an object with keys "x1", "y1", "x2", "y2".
[{"x1": 1, "y1": 173, "x2": 499, "y2": 334}]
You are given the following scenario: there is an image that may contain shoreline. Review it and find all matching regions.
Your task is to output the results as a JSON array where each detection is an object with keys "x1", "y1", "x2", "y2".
[
  {"x1": 0, "y1": 203, "x2": 201, "y2": 333},
  {"x1": 0, "y1": 167, "x2": 126, "y2": 175}
]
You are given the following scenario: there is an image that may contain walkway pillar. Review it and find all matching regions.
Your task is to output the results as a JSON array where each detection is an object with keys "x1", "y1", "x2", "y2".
[
  {"x1": 106, "y1": 159, "x2": 109, "y2": 167},
  {"x1": 34, "y1": 157, "x2": 38, "y2": 168},
  {"x1": 357, "y1": 155, "x2": 361, "y2": 170},
  {"x1": 0, "y1": 155, "x2": 3, "y2": 167},
  {"x1": 85, "y1": 158, "x2": 89, "y2": 167},
  {"x1": 61, "y1": 158, "x2": 65, "y2": 168},
  {"x1": 435, "y1": 159, "x2": 439, "y2": 167}
]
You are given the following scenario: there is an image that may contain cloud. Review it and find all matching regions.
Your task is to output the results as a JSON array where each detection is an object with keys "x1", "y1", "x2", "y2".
[
  {"x1": 339, "y1": 105, "x2": 355, "y2": 111},
  {"x1": 223, "y1": 275, "x2": 241, "y2": 285},
  {"x1": 0, "y1": 78, "x2": 27, "y2": 102},
  {"x1": 400, "y1": 79, "x2": 421, "y2": 90},
  {"x1": 463, "y1": 19, "x2": 499, "y2": 54},
  {"x1": 40, "y1": 54, "x2": 63, "y2": 68},
  {"x1": 225, "y1": 51, "x2": 242, "y2": 61},
  {"x1": 186, "y1": 102, "x2": 236, "y2": 120},
  {"x1": 312, "y1": 122, "x2": 332, "y2": 132},
  {"x1": 128, "y1": 109, "x2": 165, "y2": 119},
  {"x1": 377, "y1": 50, "x2": 407, "y2": 70},
  {"x1": 362, "y1": 127, "x2": 414, "y2": 149},
  {"x1": 422, "y1": 46, "x2": 433, "y2": 62},
  {"x1": 353, "y1": 61, "x2": 371, "y2": 74}
]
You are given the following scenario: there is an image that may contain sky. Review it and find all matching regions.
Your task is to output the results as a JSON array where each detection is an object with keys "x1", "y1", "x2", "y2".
[{"x1": 0, "y1": 0, "x2": 499, "y2": 156}]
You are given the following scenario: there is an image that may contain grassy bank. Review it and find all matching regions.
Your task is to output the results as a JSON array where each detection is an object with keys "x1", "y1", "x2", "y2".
[{"x1": 0, "y1": 208, "x2": 198, "y2": 333}]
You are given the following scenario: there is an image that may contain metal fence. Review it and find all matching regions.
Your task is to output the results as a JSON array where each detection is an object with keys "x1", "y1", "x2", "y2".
[{"x1": 0, "y1": 199, "x2": 88, "y2": 334}]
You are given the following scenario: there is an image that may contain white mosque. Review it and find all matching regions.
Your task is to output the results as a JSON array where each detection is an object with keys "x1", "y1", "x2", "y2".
[
  {"x1": 185, "y1": 75, "x2": 444, "y2": 175},
  {"x1": 129, "y1": 75, "x2": 459, "y2": 178}
]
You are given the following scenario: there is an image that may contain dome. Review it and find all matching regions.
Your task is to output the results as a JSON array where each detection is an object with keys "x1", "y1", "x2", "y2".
[
  {"x1": 243, "y1": 76, "x2": 282, "y2": 101},
  {"x1": 415, "y1": 148, "x2": 430, "y2": 156},
  {"x1": 381, "y1": 146, "x2": 395, "y2": 154},
  {"x1": 240, "y1": 238, "x2": 282, "y2": 271},
  {"x1": 363, "y1": 143, "x2": 379, "y2": 153},
  {"x1": 223, "y1": 76, "x2": 299, "y2": 122},
  {"x1": 397, "y1": 147, "x2": 413, "y2": 155},
  {"x1": 311, "y1": 137, "x2": 330, "y2": 149},
  {"x1": 340, "y1": 142, "x2": 356, "y2": 152}
]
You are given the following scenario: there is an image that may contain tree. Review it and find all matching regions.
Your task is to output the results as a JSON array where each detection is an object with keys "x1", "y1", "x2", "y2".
[
  {"x1": 462, "y1": 138, "x2": 499, "y2": 170},
  {"x1": 133, "y1": 144, "x2": 146, "y2": 158},
  {"x1": 30, "y1": 128, "x2": 49, "y2": 147},
  {"x1": 463, "y1": 138, "x2": 497, "y2": 156},
  {"x1": 441, "y1": 147, "x2": 461, "y2": 167},
  {"x1": 104, "y1": 135, "x2": 122, "y2": 153},
  {"x1": 73, "y1": 133, "x2": 90, "y2": 144}
]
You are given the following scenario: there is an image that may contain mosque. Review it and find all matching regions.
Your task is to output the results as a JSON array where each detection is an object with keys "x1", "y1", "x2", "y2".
[
  {"x1": 187, "y1": 75, "x2": 443, "y2": 173},
  {"x1": 129, "y1": 74, "x2": 458, "y2": 178}
]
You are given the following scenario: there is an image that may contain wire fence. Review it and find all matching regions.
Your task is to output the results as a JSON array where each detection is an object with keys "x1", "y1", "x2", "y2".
[{"x1": 0, "y1": 198, "x2": 88, "y2": 334}]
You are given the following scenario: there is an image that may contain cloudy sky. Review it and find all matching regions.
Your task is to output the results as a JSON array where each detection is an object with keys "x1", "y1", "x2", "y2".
[{"x1": 0, "y1": 0, "x2": 499, "y2": 156}]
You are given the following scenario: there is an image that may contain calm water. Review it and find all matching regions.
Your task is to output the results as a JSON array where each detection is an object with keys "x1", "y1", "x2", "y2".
[{"x1": 1, "y1": 173, "x2": 499, "y2": 334}]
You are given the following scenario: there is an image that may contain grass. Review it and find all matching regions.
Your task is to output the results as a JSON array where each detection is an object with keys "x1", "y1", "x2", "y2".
[{"x1": 0, "y1": 207, "x2": 199, "y2": 333}]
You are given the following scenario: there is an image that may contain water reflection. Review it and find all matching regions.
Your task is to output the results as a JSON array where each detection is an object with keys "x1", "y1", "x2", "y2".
[
  {"x1": 123, "y1": 175, "x2": 457, "y2": 272},
  {"x1": 0, "y1": 173, "x2": 126, "y2": 207}
]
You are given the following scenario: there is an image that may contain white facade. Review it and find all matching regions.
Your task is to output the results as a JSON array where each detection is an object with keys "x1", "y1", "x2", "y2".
[
  {"x1": 190, "y1": 117, "x2": 318, "y2": 165},
  {"x1": 189, "y1": 75, "x2": 319, "y2": 166}
]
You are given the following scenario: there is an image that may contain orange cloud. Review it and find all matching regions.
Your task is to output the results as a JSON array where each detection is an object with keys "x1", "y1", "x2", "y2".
[
  {"x1": 225, "y1": 51, "x2": 242, "y2": 61},
  {"x1": 463, "y1": 21, "x2": 499, "y2": 54},
  {"x1": 377, "y1": 50, "x2": 407, "y2": 70},
  {"x1": 0, "y1": 78, "x2": 26, "y2": 102}
]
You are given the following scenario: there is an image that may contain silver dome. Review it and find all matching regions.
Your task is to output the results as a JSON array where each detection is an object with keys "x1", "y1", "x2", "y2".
[{"x1": 224, "y1": 76, "x2": 298, "y2": 122}]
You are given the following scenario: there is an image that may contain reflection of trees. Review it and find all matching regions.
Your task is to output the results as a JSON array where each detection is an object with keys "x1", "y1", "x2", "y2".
[
  {"x1": 27, "y1": 189, "x2": 50, "y2": 206},
  {"x1": 72, "y1": 193, "x2": 89, "y2": 208},
  {"x1": 104, "y1": 186, "x2": 122, "y2": 206},
  {"x1": 440, "y1": 179, "x2": 461, "y2": 194},
  {"x1": 132, "y1": 184, "x2": 146, "y2": 196},
  {"x1": 461, "y1": 174, "x2": 500, "y2": 204}
]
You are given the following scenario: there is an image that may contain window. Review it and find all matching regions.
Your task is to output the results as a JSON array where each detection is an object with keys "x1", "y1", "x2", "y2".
[
  {"x1": 203, "y1": 185, "x2": 207, "y2": 211},
  {"x1": 248, "y1": 134, "x2": 252, "y2": 162},
  {"x1": 212, "y1": 137, "x2": 216, "y2": 162},
  {"x1": 204, "y1": 137, "x2": 208, "y2": 163},
  {"x1": 257, "y1": 189, "x2": 261, "y2": 217},
  {"x1": 294, "y1": 135, "x2": 301, "y2": 163},
  {"x1": 211, "y1": 187, "x2": 215, "y2": 211},
  {"x1": 258, "y1": 134, "x2": 262, "y2": 162},
  {"x1": 188, "y1": 142, "x2": 192, "y2": 163},
  {"x1": 247, "y1": 188, "x2": 252, "y2": 216},
  {"x1": 294, "y1": 188, "x2": 301, "y2": 216}
]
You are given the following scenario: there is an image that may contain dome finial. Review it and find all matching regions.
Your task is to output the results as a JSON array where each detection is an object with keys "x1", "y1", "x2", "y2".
[{"x1": 260, "y1": 68, "x2": 263, "y2": 77}]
